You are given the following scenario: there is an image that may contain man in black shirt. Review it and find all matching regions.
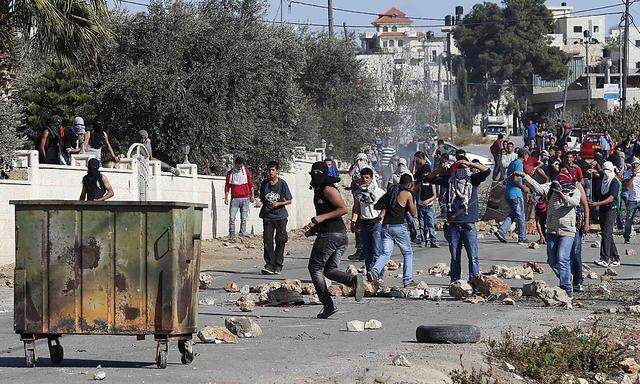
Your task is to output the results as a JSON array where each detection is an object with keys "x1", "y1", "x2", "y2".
[
  {"x1": 259, "y1": 161, "x2": 293, "y2": 275},
  {"x1": 413, "y1": 152, "x2": 438, "y2": 248}
]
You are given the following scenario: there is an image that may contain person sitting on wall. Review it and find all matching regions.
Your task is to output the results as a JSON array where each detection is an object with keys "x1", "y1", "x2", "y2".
[{"x1": 80, "y1": 158, "x2": 114, "y2": 201}]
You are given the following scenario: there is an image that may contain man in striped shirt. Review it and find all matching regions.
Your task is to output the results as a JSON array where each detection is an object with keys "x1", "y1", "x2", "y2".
[{"x1": 378, "y1": 138, "x2": 396, "y2": 190}]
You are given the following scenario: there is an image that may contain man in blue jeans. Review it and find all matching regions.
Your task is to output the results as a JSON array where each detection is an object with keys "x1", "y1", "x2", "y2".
[
  {"x1": 349, "y1": 167, "x2": 384, "y2": 273},
  {"x1": 224, "y1": 157, "x2": 255, "y2": 240},
  {"x1": 623, "y1": 157, "x2": 640, "y2": 244},
  {"x1": 428, "y1": 151, "x2": 490, "y2": 282},
  {"x1": 496, "y1": 148, "x2": 529, "y2": 245},
  {"x1": 413, "y1": 151, "x2": 439, "y2": 248},
  {"x1": 368, "y1": 174, "x2": 417, "y2": 288}
]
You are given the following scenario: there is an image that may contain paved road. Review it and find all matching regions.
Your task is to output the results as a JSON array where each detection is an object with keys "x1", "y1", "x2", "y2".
[{"x1": 0, "y1": 227, "x2": 638, "y2": 383}]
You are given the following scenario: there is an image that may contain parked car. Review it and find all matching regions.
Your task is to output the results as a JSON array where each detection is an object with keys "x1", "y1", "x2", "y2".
[
  {"x1": 427, "y1": 141, "x2": 494, "y2": 166},
  {"x1": 580, "y1": 133, "x2": 614, "y2": 159},
  {"x1": 565, "y1": 128, "x2": 584, "y2": 152}
]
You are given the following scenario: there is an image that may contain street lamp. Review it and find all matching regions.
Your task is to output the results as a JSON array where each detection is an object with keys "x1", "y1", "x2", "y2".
[{"x1": 574, "y1": 30, "x2": 599, "y2": 109}]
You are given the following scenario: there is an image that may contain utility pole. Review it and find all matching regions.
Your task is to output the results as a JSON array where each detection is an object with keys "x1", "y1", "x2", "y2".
[
  {"x1": 623, "y1": 0, "x2": 630, "y2": 123},
  {"x1": 585, "y1": 39, "x2": 591, "y2": 109},
  {"x1": 328, "y1": 0, "x2": 334, "y2": 35},
  {"x1": 280, "y1": 0, "x2": 283, "y2": 23},
  {"x1": 447, "y1": 31, "x2": 454, "y2": 141},
  {"x1": 343, "y1": 22, "x2": 347, "y2": 42}
]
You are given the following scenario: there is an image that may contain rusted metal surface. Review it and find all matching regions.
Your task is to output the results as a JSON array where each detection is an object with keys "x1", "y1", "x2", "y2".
[{"x1": 11, "y1": 200, "x2": 204, "y2": 338}]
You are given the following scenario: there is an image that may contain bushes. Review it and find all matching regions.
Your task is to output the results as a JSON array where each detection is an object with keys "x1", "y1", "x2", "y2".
[{"x1": 0, "y1": 97, "x2": 24, "y2": 168}]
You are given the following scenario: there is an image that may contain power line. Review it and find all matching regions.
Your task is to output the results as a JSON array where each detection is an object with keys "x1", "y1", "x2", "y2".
[
  {"x1": 288, "y1": 0, "x2": 442, "y2": 21},
  {"x1": 119, "y1": 0, "x2": 148, "y2": 6}
]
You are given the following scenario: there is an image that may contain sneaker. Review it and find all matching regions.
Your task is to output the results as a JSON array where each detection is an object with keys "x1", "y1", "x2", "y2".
[
  {"x1": 609, "y1": 260, "x2": 621, "y2": 267},
  {"x1": 261, "y1": 267, "x2": 275, "y2": 275},
  {"x1": 573, "y1": 284, "x2": 584, "y2": 292},
  {"x1": 404, "y1": 280, "x2": 417, "y2": 289},
  {"x1": 624, "y1": 239, "x2": 630, "y2": 244},
  {"x1": 366, "y1": 271, "x2": 378, "y2": 282},
  {"x1": 354, "y1": 274, "x2": 365, "y2": 302},
  {"x1": 430, "y1": 242, "x2": 440, "y2": 248},
  {"x1": 317, "y1": 307, "x2": 338, "y2": 319},
  {"x1": 494, "y1": 231, "x2": 507, "y2": 243},
  {"x1": 594, "y1": 260, "x2": 609, "y2": 267},
  {"x1": 347, "y1": 252, "x2": 364, "y2": 261},
  {"x1": 273, "y1": 270, "x2": 282, "y2": 275}
]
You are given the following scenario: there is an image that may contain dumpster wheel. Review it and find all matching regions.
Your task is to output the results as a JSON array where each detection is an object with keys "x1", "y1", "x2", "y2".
[
  {"x1": 156, "y1": 340, "x2": 168, "y2": 369},
  {"x1": 23, "y1": 341, "x2": 36, "y2": 368},
  {"x1": 178, "y1": 340, "x2": 194, "y2": 365},
  {"x1": 48, "y1": 338, "x2": 64, "y2": 364}
]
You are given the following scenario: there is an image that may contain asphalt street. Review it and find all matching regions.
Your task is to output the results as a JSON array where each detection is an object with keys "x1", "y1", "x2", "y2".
[{"x1": 0, "y1": 227, "x2": 637, "y2": 384}]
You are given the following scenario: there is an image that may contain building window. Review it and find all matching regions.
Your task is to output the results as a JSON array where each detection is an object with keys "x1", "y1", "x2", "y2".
[
  {"x1": 636, "y1": 62, "x2": 640, "y2": 69},
  {"x1": 383, "y1": 26, "x2": 388, "y2": 32},
  {"x1": 573, "y1": 25, "x2": 582, "y2": 33},
  {"x1": 383, "y1": 40, "x2": 388, "y2": 48},
  {"x1": 431, "y1": 50, "x2": 437, "y2": 62},
  {"x1": 398, "y1": 40, "x2": 404, "y2": 47},
  {"x1": 389, "y1": 40, "x2": 395, "y2": 47},
  {"x1": 376, "y1": 26, "x2": 380, "y2": 32},
  {"x1": 392, "y1": 26, "x2": 397, "y2": 32},
  {"x1": 635, "y1": 40, "x2": 640, "y2": 48},
  {"x1": 593, "y1": 25, "x2": 599, "y2": 33}
]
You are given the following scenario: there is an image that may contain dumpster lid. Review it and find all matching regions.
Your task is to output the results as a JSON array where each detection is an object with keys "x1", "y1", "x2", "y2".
[{"x1": 10, "y1": 200, "x2": 208, "y2": 208}]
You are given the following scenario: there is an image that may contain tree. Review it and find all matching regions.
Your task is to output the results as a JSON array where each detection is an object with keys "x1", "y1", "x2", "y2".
[
  {"x1": 1, "y1": 0, "x2": 111, "y2": 97},
  {"x1": 21, "y1": 60, "x2": 94, "y2": 142},
  {"x1": 453, "y1": 0, "x2": 570, "y2": 113},
  {"x1": 298, "y1": 32, "x2": 377, "y2": 159},
  {"x1": 95, "y1": 0, "x2": 304, "y2": 175},
  {"x1": 575, "y1": 106, "x2": 640, "y2": 142},
  {"x1": 0, "y1": 96, "x2": 24, "y2": 168}
]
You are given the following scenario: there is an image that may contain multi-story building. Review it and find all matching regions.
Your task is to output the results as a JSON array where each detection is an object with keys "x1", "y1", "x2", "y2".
[{"x1": 360, "y1": 7, "x2": 425, "y2": 55}]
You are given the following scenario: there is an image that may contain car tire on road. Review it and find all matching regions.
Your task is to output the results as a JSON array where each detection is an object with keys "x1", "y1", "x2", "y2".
[{"x1": 416, "y1": 324, "x2": 480, "y2": 344}]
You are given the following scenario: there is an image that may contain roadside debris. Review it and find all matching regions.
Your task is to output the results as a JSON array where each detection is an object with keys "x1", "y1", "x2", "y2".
[
  {"x1": 428, "y1": 263, "x2": 450, "y2": 277},
  {"x1": 471, "y1": 275, "x2": 511, "y2": 296},
  {"x1": 425, "y1": 287, "x2": 443, "y2": 301},
  {"x1": 346, "y1": 320, "x2": 365, "y2": 332},
  {"x1": 525, "y1": 261, "x2": 544, "y2": 274},
  {"x1": 626, "y1": 249, "x2": 637, "y2": 256},
  {"x1": 365, "y1": 319, "x2": 382, "y2": 330},
  {"x1": 236, "y1": 296, "x2": 255, "y2": 312},
  {"x1": 301, "y1": 283, "x2": 316, "y2": 295},
  {"x1": 199, "y1": 273, "x2": 213, "y2": 290},
  {"x1": 94, "y1": 368, "x2": 106, "y2": 381},
  {"x1": 199, "y1": 297, "x2": 216, "y2": 306},
  {"x1": 490, "y1": 264, "x2": 534, "y2": 280},
  {"x1": 619, "y1": 358, "x2": 640, "y2": 374},
  {"x1": 464, "y1": 295, "x2": 486, "y2": 304},
  {"x1": 392, "y1": 354, "x2": 412, "y2": 367},
  {"x1": 345, "y1": 264, "x2": 358, "y2": 275},
  {"x1": 224, "y1": 281, "x2": 239, "y2": 293},
  {"x1": 503, "y1": 298, "x2": 515, "y2": 306},
  {"x1": 266, "y1": 286, "x2": 305, "y2": 306},
  {"x1": 449, "y1": 280, "x2": 474, "y2": 299},
  {"x1": 225, "y1": 317, "x2": 262, "y2": 338},
  {"x1": 198, "y1": 325, "x2": 238, "y2": 344},
  {"x1": 386, "y1": 260, "x2": 399, "y2": 271},
  {"x1": 604, "y1": 268, "x2": 618, "y2": 277},
  {"x1": 406, "y1": 289, "x2": 424, "y2": 300},
  {"x1": 528, "y1": 242, "x2": 540, "y2": 249},
  {"x1": 586, "y1": 272, "x2": 599, "y2": 279}
]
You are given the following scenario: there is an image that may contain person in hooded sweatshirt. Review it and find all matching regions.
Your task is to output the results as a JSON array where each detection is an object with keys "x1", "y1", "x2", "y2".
[
  {"x1": 62, "y1": 116, "x2": 86, "y2": 165},
  {"x1": 84, "y1": 116, "x2": 119, "y2": 164},
  {"x1": 515, "y1": 163, "x2": 581, "y2": 296},
  {"x1": 306, "y1": 161, "x2": 364, "y2": 319},
  {"x1": 80, "y1": 158, "x2": 114, "y2": 201},
  {"x1": 590, "y1": 161, "x2": 622, "y2": 267},
  {"x1": 428, "y1": 149, "x2": 490, "y2": 283}
]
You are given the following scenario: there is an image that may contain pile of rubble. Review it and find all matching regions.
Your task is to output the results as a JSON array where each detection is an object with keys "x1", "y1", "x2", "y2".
[
  {"x1": 488, "y1": 262, "x2": 544, "y2": 280},
  {"x1": 198, "y1": 316, "x2": 263, "y2": 344}
]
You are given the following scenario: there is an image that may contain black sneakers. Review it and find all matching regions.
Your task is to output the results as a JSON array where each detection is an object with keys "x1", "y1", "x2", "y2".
[
  {"x1": 495, "y1": 231, "x2": 507, "y2": 243},
  {"x1": 317, "y1": 307, "x2": 338, "y2": 319}
]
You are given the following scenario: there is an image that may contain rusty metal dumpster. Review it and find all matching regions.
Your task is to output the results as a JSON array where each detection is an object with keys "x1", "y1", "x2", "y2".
[{"x1": 10, "y1": 200, "x2": 206, "y2": 369}]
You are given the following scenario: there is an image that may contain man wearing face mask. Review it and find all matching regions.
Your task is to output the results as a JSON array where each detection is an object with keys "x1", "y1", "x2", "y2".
[
  {"x1": 350, "y1": 167, "x2": 384, "y2": 273},
  {"x1": 623, "y1": 158, "x2": 640, "y2": 244},
  {"x1": 307, "y1": 161, "x2": 365, "y2": 319},
  {"x1": 590, "y1": 161, "x2": 622, "y2": 267},
  {"x1": 428, "y1": 150, "x2": 490, "y2": 282}
]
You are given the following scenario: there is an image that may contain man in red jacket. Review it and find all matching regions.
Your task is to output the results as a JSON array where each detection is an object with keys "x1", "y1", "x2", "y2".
[{"x1": 225, "y1": 157, "x2": 255, "y2": 240}]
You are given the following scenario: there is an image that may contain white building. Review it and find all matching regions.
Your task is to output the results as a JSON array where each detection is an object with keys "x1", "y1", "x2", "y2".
[{"x1": 360, "y1": 7, "x2": 426, "y2": 55}]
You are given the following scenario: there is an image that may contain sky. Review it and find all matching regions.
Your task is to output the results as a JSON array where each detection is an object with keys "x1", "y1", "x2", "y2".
[{"x1": 116, "y1": 0, "x2": 631, "y2": 36}]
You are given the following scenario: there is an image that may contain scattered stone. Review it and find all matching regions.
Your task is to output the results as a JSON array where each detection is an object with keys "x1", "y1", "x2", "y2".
[
  {"x1": 464, "y1": 295, "x2": 486, "y2": 304},
  {"x1": 386, "y1": 260, "x2": 399, "y2": 271},
  {"x1": 502, "y1": 362, "x2": 516, "y2": 372},
  {"x1": 364, "y1": 319, "x2": 382, "y2": 330},
  {"x1": 591, "y1": 241, "x2": 600, "y2": 248},
  {"x1": 596, "y1": 284, "x2": 611, "y2": 295},
  {"x1": 491, "y1": 265, "x2": 534, "y2": 280},
  {"x1": 305, "y1": 294, "x2": 321, "y2": 305},
  {"x1": 199, "y1": 273, "x2": 213, "y2": 290},
  {"x1": 582, "y1": 263, "x2": 592, "y2": 272},
  {"x1": 236, "y1": 296, "x2": 255, "y2": 312},
  {"x1": 471, "y1": 275, "x2": 511, "y2": 296},
  {"x1": 198, "y1": 297, "x2": 216, "y2": 306},
  {"x1": 225, "y1": 317, "x2": 262, "y2": 338},
  {"x1": 428, "y1": 263, "x2": 450, "y2": 277},
  {"x1": 224, "y1": 281, "x2": 239, "y2": 293},
  {"x1": 628, "y1": 305, "x2": 640, "y2": 314},
  {"x1": 328, "y1": 285, "x2": 344, "y2": 297},
  {"x1": 5, "y1": 279, "x2": 13, "y2": 288},
  {"x1": 621, "y1": 374, "x2": 640, "y2": 384},
  {"x1": 345, "y1": 264, "x2": 359, "y2": 275},
  {"x1": 594, "y1": 373, "x2": 607, "y2": 383},
  {"x1": 392, "y1": 354, "x2": 412, "y2": 367},
  {"x1": 503, "y1": 298, "x2": 516, "y2": 306},
  {"x1": 281, "y1": 279, "x2": 303, "y2": 293},
  {"x1": 340, "y1": 284, "x2": 354, "y2": 297},
  {"x1": 406, "y1": 289, "x2": 424, "y2": 300},
  {"x1": 363, "y1": 281, "x2": 378, "y2": 297},
  {"x1": 449, "y1": 280, "x2": 474, "y2": 299},
  {"x1": 528, "y1": 242, "x2": 540, "y2": 249},
  {"x1": 198, "y1": 325, "x2": 238, "y2": 344},
  {"x1": 586, "y1": 271, "x2": 600, "y2": 279},
  {"x1": 626, "y1": 249, "x2": 638, "y2": 256},
  {"x1": 94, "y1": 370, "x2": 106, "y2": 381},
  {"x1": 620, "y1": 357, "x2": 640, "y2": 374},
  {"x1": 422, "y1": 287, "x2": 441, "y2": 301},
  {"x1": 576, "y1": 378, "x2": 589, "y2": 384},
  {"x1": 239, "y1": 285, "x2": 250, "y2": 295},
  {"x1": 525, "y1": 261, "x2": 544, "y2": 274},
  {"x1": 416, "y1": 281, "x2": 430, "y2": 290},
  {"x1": 266, "y1": 286, "x2": 305, "y2": 306},
  {"x1": 538, "y1": 286, "x2": 572, "y2": 307},
  {"x1": 522, "y1": 280, "x2": 549, "y2": 297},
  {"x1": 415, "y1": 269, "x2": 425, "y2": 275},
  {"x1": 511, "y1": 288, "x2": 523, "y2": 300},
  {"x1": 301, "y1": 283, "x2": 316, "y2": 296},
  {"x1": 385, "y1": 287, "x2": 406, "y2": 299},
  {"x1": 604, "y1": 267, "x2": 618, "y2": 277},
  {"x1": 346, "y1": 320, "x2": 365, "y2": 332}
]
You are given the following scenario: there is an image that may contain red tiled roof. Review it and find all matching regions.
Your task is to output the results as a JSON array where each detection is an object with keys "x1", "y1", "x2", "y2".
[{"x1": 372, "y1": 7, "x2": 413, "y2": 26}]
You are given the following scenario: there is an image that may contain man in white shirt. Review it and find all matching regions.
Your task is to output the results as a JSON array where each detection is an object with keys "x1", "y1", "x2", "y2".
[
  {"x1": 350, "y1": 167, "x2": 385, "y2": 273},
  {"x1": 500, "y1": 141, "x2": 517, "y2": 181},
  {"x1": 623, "y1": 157, "x2": 640, "y2": 244}
]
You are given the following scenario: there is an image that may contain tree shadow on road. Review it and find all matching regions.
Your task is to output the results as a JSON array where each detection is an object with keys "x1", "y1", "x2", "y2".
[{"x1": 0, "y1": 356, "x2": 155, "y2": 368}]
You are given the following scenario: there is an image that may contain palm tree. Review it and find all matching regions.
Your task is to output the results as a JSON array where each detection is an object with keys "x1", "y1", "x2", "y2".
[{"x1": 1, "y1": 0, "x2": 112, "y2": 97}]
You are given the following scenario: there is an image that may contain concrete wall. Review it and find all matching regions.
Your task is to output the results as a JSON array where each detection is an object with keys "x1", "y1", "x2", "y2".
[{"x1": 0, "y1": 150, "x2": 317, "y2": 265}]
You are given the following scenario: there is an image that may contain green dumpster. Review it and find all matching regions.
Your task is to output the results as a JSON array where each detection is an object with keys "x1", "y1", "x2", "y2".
[{"x1": 10, "y1": 200, "x2": 206, "y2": 368}]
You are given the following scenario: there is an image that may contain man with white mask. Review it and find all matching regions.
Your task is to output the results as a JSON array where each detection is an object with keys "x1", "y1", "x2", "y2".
[{"x1": 590, "y1": 161, "x2": 622, "y2": 267}]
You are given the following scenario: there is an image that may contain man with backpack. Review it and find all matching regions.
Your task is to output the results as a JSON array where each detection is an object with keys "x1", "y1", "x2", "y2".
[{"x1": 590, "y1": 161, "x2": 622, "y2": 267}]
